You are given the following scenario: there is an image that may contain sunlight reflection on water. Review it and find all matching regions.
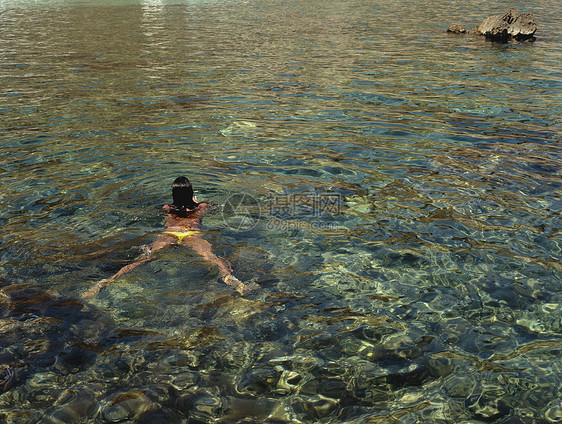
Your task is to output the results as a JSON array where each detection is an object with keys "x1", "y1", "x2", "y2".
[{"x1": 0, "y1": 0, "x2": 561, "y2": 422}]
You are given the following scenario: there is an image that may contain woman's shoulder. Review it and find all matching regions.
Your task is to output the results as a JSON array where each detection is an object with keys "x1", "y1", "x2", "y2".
[
  {"x1": 197, "y1": 202, "x2": 209, "y2": 212},
  {"x1": 162, "y1": 203, "x2": 209, "y2": 214}
]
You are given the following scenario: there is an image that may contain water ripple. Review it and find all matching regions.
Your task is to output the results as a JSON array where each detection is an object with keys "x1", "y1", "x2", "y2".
[{"x1": 1, "y1": 0, "x2": 561, "y2": 422}]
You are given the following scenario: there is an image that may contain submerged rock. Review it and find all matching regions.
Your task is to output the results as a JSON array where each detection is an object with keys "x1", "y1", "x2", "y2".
[
  {"x1": 544, "y1": 399, "x2": 562, "y2": 423},
  {"x1": 45, "y1": 396, "x2": 97, "y2": 424},
  {"x1": 0, "y1": 365, "x2": 16, "y2": 392},
  {"x1": 0, "y1": 279, "x2": 108, "y2": 392},
  {"x1": 293, "y1": 394, "x2": 339, "y2": 419},
  {"x1": 102, "y1": 389, "x2": 156, "y2": 422},
  {"x1": 448, "y1": 10, "x2": 537, "y2": 42}
]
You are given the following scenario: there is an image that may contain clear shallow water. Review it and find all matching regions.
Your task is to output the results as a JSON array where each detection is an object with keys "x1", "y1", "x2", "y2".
[{"x1": 0, "y1": 0, "x2": 561, "y2": 422}]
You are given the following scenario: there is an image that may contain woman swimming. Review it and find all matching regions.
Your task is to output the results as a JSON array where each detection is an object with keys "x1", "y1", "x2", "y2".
[{"x1": 83, "y1": 176, "x2": 250, "y2": 298}]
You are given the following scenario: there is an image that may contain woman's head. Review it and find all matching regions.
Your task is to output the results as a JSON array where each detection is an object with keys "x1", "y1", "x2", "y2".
[{"x1": 171, "y1": 176, "x2": 198, "y2": 214}]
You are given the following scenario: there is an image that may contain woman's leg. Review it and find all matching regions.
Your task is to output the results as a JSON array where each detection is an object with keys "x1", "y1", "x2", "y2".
[
  {"x1": 183, "y1": 236, "x2": 251, "y2": 295},
  {"x1": 82, "y1": 234, "x2": 175, "y2": 298},
  {"x1": 183, "y1": 236, "x2": 232, "y2": 278}
]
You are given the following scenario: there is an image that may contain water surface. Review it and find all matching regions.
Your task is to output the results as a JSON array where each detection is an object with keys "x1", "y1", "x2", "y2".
[{"x1": 1, "y1": 0, "x2": 561, "y2": 422}]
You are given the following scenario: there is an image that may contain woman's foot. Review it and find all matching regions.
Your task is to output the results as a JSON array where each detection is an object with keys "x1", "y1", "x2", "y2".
[
  {"x1": 81, "y1": 279, "x2": 111, "y2": 299},
  {"x1": 222, "y1": 274, "x2": 253, "y2": 295}
]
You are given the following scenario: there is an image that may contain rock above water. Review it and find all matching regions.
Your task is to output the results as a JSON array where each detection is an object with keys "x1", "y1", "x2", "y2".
[
  {"x1": 476, "y1": 10, "x2": 537, "y2": 41},
  {"x1": 447, "y1": 10, "x2": 537, "y2": 42},
  {"x1": 446, "y1": 24, "x2": 467, "y2": 34}
]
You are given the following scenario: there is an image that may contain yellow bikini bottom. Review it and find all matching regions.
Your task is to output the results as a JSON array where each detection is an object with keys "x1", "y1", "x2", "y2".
[{"x1": 164, "y1": 229, "x2": 201, "y2": 243}]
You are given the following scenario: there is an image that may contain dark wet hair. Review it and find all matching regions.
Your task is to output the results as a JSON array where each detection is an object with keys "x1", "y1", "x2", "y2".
[{"x1": 170, "y1": 176, "x2": 199, "y2": 217}]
